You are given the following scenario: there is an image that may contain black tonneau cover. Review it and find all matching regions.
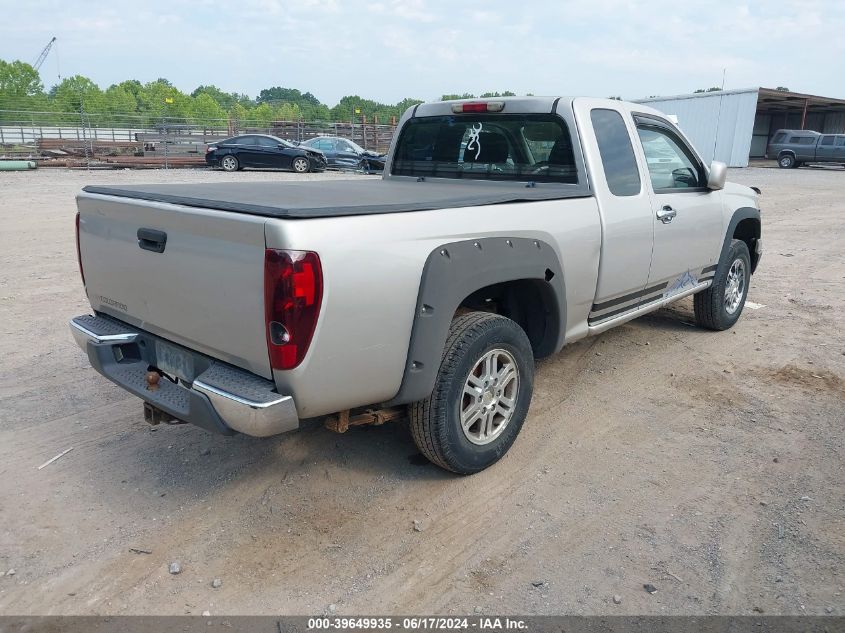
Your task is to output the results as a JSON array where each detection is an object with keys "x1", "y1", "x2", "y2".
[{"x1": 82, "y1": 179, "x2": 588, "y2": 219}]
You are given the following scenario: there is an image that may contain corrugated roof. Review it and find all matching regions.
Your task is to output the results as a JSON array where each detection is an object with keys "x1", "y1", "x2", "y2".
[{"x1": 635, "y1": 87, "x2": 760, "y2": 103}]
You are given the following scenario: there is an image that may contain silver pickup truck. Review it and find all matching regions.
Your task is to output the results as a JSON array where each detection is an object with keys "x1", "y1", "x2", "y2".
[{"x1": 71, "y1": 97, "x2": 762, "y2": 474}]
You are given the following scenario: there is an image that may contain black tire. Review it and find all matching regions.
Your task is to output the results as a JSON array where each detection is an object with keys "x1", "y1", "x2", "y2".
[
  {"x1": 292, "y1": 156, "x2": 310, "y2": 173},
  {"x1": 358, "y1": 159, "x2": 370, "y2": 173},
  {"x1": 409, "y1": 312, "x2": 534, "y2": 475},
  {"x1": 220, "y1": 155, "x2": 239, "y2": 172},
  {"x1": 778, "y1": 153, "x2": 795, "y2": 169},
  {"x1": 694, "y1": 240, "x2": 751, "y2": 331}
]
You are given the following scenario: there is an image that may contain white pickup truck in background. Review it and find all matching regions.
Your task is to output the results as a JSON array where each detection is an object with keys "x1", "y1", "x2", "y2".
[{"x1": 71, "y1": 96, "x2": 762, "y2": 474}]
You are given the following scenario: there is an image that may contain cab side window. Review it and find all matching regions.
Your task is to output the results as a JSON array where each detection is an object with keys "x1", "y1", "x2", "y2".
[
  {"x1": 591, "y1": 109, "x2": 641, "y2": 196},
  {"x1": 636, "y1": 124, "x2": 704, "y2": 191}
]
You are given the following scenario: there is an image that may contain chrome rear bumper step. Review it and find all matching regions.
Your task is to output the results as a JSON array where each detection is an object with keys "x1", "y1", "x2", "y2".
[{"x1": 70, "y1": 314, "x2": 299, "y2": 437}]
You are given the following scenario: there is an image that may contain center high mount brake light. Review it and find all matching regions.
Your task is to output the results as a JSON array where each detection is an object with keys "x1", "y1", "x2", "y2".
[{"x1": 451, "y1": 101, "x2": 505, "y2": 114}]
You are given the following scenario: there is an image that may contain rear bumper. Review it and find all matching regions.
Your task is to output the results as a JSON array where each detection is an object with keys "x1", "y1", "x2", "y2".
[{"x1": 70, "y1": 314, "x2": 299, "y2": 437}]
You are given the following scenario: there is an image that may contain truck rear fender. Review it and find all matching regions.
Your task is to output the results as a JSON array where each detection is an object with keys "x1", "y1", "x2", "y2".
[{"x1": 386, "y1": 237, "x2": 565, "y2": 406}]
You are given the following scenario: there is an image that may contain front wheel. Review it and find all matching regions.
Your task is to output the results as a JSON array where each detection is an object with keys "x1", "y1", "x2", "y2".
[
  {"x1": 292, "y1": 156, "x2": 310, "y2": 173},
  {"x1": 694, "y1": 240, "x2": 751, "y2": 331},
  {"x1": 409, "y1": 312, "x2": 534, "y2": 474}
]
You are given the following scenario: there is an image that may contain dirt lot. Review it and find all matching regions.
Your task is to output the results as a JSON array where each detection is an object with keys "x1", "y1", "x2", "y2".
[{"x1": 0, "y1": 166, "x2": 842, "y2": 616}]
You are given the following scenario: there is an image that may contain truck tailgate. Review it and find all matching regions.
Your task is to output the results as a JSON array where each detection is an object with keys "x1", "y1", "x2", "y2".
[{"x1": 77, "y1": 192, "x2": 272, "y2": 379}]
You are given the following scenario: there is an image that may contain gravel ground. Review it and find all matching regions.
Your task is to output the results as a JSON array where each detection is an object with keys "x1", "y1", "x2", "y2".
[{"x1": 0, "y1": 166, "x2": 842, "y2": 616}]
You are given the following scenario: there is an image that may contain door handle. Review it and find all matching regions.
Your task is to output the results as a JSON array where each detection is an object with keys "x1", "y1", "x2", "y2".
[
  {"x1": 656, "y1": 205, "x2": 677, "y2": 224},
  {"x1": 138, "y1": 228, "x2": 167, "y2": 253}
]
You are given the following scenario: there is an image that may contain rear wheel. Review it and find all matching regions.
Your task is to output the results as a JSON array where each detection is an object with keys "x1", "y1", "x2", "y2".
[
  {"x1": 778, "y1": 153, "x2": 795, "y2": 169},
  {"x1": 292, "y1": 156, "x2": 310, "y2": 173},
  {"x1": 409, "y1": 312, "x2": 534, "y2": 474},
  {"x1": 694, "y1": 240, "x2": 751, "y2": 331},
  {"x1": 221, "y1": 155, "x2": 239, "y2": 172}
]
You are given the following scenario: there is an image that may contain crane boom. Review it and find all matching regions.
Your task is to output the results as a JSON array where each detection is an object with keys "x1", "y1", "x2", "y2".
[{"x1": 33, "y1": 37, "x2": 57, "y2": 71}]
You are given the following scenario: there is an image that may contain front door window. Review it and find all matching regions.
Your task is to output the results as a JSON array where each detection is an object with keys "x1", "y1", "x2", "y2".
[{"x1": 636, "y1": 126, "x2": 704, "y2": 191}]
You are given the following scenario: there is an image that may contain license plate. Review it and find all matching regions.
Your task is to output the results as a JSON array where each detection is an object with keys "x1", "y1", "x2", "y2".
[{"x1": 155, "y1": 340, "x2": 194, "y2": 382}]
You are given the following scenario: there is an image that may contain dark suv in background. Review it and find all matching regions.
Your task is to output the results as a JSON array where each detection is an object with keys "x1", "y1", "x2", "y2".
[{"x1": 767, "y1": 129, "x2": 845, "y2": 168}]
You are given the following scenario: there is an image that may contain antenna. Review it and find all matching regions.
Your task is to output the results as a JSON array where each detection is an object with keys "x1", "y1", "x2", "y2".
[{"x1": 711, "y1": 68, "x2": 726, "y2": 162}]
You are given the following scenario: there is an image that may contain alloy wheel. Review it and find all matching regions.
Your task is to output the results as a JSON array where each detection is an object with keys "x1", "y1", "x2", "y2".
[
  {"x1": 724, "y1": 258, "x2": 746, "y2": 315},
  {"x1": 460, "y1": 348, "x2": 519, "y2": 445}
]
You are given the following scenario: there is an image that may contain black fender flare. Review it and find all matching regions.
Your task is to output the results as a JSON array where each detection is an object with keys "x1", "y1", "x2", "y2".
[
  {"x1": 717, "y1": 206, "x2": 762, "y2": 277},
  {"x1": 385, "y1": 237, "x2": 566, "y2": 406}
]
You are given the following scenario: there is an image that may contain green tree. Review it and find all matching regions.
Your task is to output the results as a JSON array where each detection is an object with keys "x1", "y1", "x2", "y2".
[
  {"x1": 0, "y1": 60, "x2": 43, "y2": 97},
  {"x1": 0, "y1": 59, "x2": 44, "y2": 110},
  {"x1": 230, "y1": 102, "x2": 249, "y2": 128},
  {"x1": 253, "y1": 102, "x2": 274, "y2": 127},
  {"x1": 103, "y1": 85, "x2": 137, "y2": 115},
  {"x1": 274, "y1": 102, "x2": 301, "y2": 121},
  {"x1": 258, "y1": 86, "x2": 321, "y2": 106},
  {"x1": 191, "y1": 84, "x2": 249, "y2": 111},
  {"x1": 192, "y1": 93, "x2": 226, "y2": 126},
  {"x1": 113, "y1": 79, "x2": 143, "y2": 102},
  {"x1": 137, "y1": 79, "x2": 193, "y2": 124},
  {"x1": 441, "y1": 93, "x2": 475, "y2": 100},
  {"x1": 257, "y1": 86, "x2": 331, "y2": 120},
  {"x1": 52, "y1": 75, "x2": 105, "y2": 113}
]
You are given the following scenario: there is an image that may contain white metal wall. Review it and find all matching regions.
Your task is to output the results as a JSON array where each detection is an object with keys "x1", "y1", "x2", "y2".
[{"x1": 635, "y1": 89, "x2": 760, "y2": 167}]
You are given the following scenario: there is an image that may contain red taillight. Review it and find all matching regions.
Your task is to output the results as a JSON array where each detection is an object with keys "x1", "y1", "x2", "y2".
[
  {"x1": 75, "y1": 211, "x2": 86, "y2": 288},
  {"x1": 264, "y1": 249, "x2": 323, "y2": 370},
  {"x1": 451, "y1": 101, "x2": 505, "y2": 114}
]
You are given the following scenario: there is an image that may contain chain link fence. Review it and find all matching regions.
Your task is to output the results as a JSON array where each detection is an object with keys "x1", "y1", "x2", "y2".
[{"x1": 0, "y1": 107, "x2": 398, "y2": 167}]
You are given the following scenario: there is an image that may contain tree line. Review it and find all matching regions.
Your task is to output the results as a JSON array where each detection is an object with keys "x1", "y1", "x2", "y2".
[{"x1": 1, "y1": 58, "x2": 522, "y2": 128}]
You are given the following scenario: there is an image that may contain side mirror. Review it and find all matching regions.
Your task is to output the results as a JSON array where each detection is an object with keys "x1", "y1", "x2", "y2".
[{"x1": 707, "y1": 160, "x2": 727, "y2": 190}]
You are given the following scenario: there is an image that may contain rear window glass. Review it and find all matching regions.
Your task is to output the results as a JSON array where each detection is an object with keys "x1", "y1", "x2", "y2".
[
  {"x1": 771, "y1": 132, "x2": 787, "y2": 143},
  {"x1": 789, "y1": 136, "x2": 815, "y2": 145},
  {"x1": 391, "y1": 114, "x2": 578, "y2": 183},
  {"x1": 590, "y1": 109, "x2": 641, "y2": 196}
]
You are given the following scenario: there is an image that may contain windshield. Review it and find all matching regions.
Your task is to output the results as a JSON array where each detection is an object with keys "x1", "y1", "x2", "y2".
[
  {"x1": 346, "y1": 140, "x2": 366, "y2": 153},
  {"x1": 391, "y1": 114, "x2": 578, "y2": 183}
]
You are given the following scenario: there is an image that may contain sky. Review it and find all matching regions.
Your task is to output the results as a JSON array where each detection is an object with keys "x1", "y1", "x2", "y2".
[{"x1": 2, "y1": 0, "x2": 844, "y2": 105}]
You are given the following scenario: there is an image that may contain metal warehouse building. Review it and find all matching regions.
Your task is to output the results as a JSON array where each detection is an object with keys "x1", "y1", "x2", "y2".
[{"x1": 636, "y1": 88, "x2": 845, "y2": 167}]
